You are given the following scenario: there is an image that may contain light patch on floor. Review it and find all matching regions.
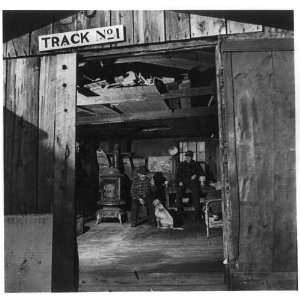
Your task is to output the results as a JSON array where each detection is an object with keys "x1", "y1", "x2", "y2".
[{"x1": 78, "y1": 220, "x2": 226, "y2": 291}]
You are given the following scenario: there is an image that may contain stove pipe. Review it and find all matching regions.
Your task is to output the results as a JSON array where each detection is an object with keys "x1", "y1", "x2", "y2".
[{"x1": 113, "y1": 144, "x2": 120, "y2": 170}]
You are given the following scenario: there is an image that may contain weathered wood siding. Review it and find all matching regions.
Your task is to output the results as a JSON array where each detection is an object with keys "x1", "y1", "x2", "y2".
[
  {"x1": 221, "y1": 39, "x2": 296, "y2": 289},
  {"x1": 190, "y1": 15, "x2": 226, "y2": 37},
  {"x1": 165, "y1": 11, "x2": 191, "y2": 41},
  {"x1": 111, "y1": 11, "x2": 134, "y2": 46},
  {"x1": 4, "y1": 54, "x2": 77, "y2": 291},
  {"x1": 4, "y1": 57, "x2": 40, "y2": 214},
  {"x1": 233, "y1": 51, "x2": 275, "y2": 273},
  {"x1": 38, "y1": 56, "x2": 57, "y2": 213},
  {"x1": 3, "y1": 11, "x2": 268, "y2": 58},
  {"x1": 6, "y1": 32, "x2": 30, "y2": 57},
  {"x1": 271, "y1": 51, "x2": 296, "y2": 273}
]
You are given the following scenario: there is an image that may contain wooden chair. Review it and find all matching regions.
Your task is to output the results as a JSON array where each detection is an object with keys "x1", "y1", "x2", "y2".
[{"x1": 204, "y1": 199, "x2": 223, "y2": 238}]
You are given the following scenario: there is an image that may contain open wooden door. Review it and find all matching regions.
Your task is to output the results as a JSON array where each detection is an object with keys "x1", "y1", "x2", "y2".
[
  {"x1": 216, "y1": 38, "x2": 296, "y2": 289},
  {"x1": 4, "y1": 53, "x2": 78, "y2": 292}
]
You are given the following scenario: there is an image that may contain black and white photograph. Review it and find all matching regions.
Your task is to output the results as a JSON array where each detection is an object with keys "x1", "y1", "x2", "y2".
[{"x1": 1, "y1": 4, "x2": 298, "y2": 293}]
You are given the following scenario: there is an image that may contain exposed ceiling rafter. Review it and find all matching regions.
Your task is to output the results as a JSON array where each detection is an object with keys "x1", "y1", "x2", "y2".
[
  {"x1": 77, "y1": 86, "x2": 215, "y2": 106},
  {"x1": 77, "y1": 105, "x2": 218, "y2": 126}
]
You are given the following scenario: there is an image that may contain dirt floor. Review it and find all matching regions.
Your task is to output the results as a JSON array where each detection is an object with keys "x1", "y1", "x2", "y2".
[{"x1": 77, "y1": 218, "x2": 226, "y2": 291}]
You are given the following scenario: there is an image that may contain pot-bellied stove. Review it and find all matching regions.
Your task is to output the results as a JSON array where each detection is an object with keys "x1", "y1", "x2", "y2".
[
  {"x1": 98, "y1": 167, "x2": 126, "y2": 223},
  {"x1": 97, "y1": 145, "x2": 126, "y2": 223}
]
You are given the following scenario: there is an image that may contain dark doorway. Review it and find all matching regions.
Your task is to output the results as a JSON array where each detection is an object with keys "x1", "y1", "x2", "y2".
[{"x1": 75, "y1": 48, "x2": 226, "y2": 291}]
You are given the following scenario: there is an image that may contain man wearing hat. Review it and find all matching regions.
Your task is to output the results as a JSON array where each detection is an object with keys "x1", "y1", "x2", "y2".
[
  {"x1": 130, "y1": 166, "x2": 155, "y2": 227},
  {"x1": 175, "y1": 151, "x2": 205, "y2": 222}
]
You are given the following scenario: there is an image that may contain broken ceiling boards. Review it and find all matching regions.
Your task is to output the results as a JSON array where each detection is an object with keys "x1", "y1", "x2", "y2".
[{"x1": 77, "y1": 86, "x2": 215, "y2": 106}]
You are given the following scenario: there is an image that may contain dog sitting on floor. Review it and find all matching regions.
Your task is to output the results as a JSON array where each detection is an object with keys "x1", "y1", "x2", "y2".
[
  {"x1": 95, "y1": 209, "x2": 101, "y2": 224},
  {"x1": 152, "y1": 199, "x2": 174, "y2": 229}
]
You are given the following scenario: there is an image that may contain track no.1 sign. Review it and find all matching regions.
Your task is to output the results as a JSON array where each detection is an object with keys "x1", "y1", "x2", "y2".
[{"x1": 39, "y1": 25, "x2": 125, "y2": 52}]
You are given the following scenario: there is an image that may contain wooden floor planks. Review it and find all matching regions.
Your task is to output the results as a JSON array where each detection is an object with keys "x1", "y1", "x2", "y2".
[{"x1": 78, "y1": 220, "x2": 226, "y2": 291}]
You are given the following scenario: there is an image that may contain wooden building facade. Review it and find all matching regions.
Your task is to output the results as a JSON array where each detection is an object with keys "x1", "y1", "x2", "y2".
[{"x1": 3, "y1": 10, "x2": 296, "y2": 291}]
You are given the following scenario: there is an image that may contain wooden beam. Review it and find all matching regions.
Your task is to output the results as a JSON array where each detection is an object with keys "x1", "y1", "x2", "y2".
[
  {"x1": 77, "y1": 106, "x2": 97, "y2": 115},
  {"x1": 77, "y1": 105, "x2": 217, "y2": 125},
  {"x1": 113, "y1": 55, "x2": 210, "y2": 70},
  {"x1": 77, "y1": 86, "x2": 215, "y2": 106},
  {"x1": 173, "y1": 50, "x2": 215, "y2": 62},
  {"x1": 221, "y1": 38, "x2": 294, "y2": 52},
  {"x1": 52, "y1": 53, "x2": 77, "y2": 292},
  {"x1": 179, "y1": 74, "x2": 191, "y2": 108},
  {"x1": 79, "y1": 39, "x2": 216, "y2": 61}
]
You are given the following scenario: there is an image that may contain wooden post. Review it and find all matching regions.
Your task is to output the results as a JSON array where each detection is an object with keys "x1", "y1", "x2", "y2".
[
  {"x1": 51, "y1": 53, "x2": 77, "y2": 292},
  {"x1": 222, "y1": 51, "x2": 240, "y2": 264},
  {"x1": 38, "y1": 56, "x2": 57, "y2": 213},
  {"x1": 179, "y1": 73, "x2": 192, "y2": 108}
]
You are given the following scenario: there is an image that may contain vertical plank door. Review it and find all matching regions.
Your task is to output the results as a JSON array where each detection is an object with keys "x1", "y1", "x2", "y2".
[{"x1": 220, "y1": 38, "x2": 296, "y2": 289}]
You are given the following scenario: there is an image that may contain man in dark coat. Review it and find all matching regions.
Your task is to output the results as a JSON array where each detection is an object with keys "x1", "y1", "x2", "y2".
[
  {"x1": 152, "y1": 172, "x2": 167, "y2": 206},
  {"x1": 130, "y1": 166, "x2": 155, "y2": 227},
  {"x1": 175, "y1": 151, "x2": 204, "y2": 221}
]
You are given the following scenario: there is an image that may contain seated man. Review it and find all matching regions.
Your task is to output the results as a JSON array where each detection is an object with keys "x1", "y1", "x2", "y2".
[
  {"x1": 130, "y1": 166, "x2": 155, "y2": 227},
  {"x1": 175, "y1": 150, "x2": 205, "y2": 222}
]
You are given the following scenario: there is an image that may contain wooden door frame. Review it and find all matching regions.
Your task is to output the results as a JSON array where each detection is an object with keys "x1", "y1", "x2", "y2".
[
  {"x1": 215, "y1": 39, "x2": 241, "y2": 288},
  {"x1": 73, "y1": 40, "x2": 223, "y2": 291}
]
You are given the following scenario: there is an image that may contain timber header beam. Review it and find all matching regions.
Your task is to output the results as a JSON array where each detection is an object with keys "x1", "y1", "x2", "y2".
[
  {"x1": 79, "y1": 39, "x2": 217, "y2": 61},
  {"x1": 77, "y1": 105, "x2": 218, "y2": 126},
  {"x1": 77, "y1": 86, "x2": 215, "y2": 106}
]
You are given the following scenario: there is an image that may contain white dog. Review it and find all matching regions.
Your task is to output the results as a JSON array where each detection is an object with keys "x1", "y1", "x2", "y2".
[
  {"x1": 152, "y1": 199, "x2": 174, "y2": 229},
  {"x1": 96, "y1": 209, "x2": 102, "y2": 224}
]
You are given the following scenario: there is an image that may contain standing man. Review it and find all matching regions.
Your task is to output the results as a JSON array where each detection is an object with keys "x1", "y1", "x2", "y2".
[
  {"x1": 175, "y1": 151, "x2": 205, "y2": 222},
  {"x1": 130, "y1": 166, "x2": 155, "y2": 227}
]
